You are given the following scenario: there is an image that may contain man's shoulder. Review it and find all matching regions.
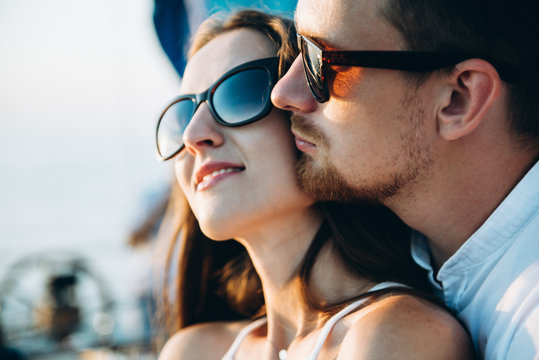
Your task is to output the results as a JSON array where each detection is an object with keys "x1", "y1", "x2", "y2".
[
  {"x1": 483, "y1": 265, "x2": 539, "y2": 358},
  {"x1": 158, "y1": 320, "x2": 248, "y2": 360}
]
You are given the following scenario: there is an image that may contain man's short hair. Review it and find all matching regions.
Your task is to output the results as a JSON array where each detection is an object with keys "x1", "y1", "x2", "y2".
[{"x1": 381, "y1": 0, "x2": 539, "y2": 144}]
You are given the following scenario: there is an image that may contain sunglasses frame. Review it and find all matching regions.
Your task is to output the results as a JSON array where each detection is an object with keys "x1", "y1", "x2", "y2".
[
  {"x1": 297, "y1": 34, "x2": 519, "y2": 103},
  {"x1": 156, "y1": 56, "x2": 280, "y2": 161}
]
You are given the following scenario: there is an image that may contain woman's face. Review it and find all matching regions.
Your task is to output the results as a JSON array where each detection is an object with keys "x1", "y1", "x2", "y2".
[{"x1": 175, "y1": 28, "x2": 315, "y2": 240}]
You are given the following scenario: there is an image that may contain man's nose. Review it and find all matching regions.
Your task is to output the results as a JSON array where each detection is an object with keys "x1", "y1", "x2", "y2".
[{"x1": 271, "y1": 55, "x2": 318, "y2": 114}]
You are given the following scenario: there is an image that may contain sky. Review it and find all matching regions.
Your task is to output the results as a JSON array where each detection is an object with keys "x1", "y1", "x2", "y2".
[{"x1": 0, "y1": 0, "x2": 181, "y2": 335}]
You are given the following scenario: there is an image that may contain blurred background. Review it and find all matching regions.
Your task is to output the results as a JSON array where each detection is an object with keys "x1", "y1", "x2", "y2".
[
  {"x1": 0, "y1": 0, "x2": 296, "y2": 359},
  {"x1": 0, "y1": 0, "x2": 177, "y2": 358}
]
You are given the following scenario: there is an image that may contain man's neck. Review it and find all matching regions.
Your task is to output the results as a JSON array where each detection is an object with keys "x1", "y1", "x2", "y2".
[{"x1": 388, "y1": 140, "x2": 538, "y2": 270}]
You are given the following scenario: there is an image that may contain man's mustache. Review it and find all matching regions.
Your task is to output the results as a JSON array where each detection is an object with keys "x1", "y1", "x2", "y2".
[{"x1": 290, "y1": 114, "x2": 329, "y2": 148}]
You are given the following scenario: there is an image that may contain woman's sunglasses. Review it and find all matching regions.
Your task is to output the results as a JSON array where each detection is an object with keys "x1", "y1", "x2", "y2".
[
  {"x1": 297, "y1": 34, "x2": 520, "y2": 103},
  {"x1": 156, "y1": 56, "x2": 279, "y2": 161}
]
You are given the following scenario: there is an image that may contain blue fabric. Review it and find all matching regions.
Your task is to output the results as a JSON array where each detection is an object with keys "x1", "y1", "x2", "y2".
[{"x1": 153, "y1": 0, "x2": 190, "y2": 76}]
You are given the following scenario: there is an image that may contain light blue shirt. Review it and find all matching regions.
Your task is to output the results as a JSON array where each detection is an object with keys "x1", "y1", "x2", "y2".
[{"x1": 411, "y1": 161, "x2": 539, "y2": 359}]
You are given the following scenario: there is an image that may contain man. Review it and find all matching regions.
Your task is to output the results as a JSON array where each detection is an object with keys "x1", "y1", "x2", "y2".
[{"x1": 271, "y1": 0, "x2": 539, "y2": 358}]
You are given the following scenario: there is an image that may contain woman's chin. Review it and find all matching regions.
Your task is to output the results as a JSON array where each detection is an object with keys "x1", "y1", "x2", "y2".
[{"x1": 198, "y1": 223, "x2": 234, "y2": 241}]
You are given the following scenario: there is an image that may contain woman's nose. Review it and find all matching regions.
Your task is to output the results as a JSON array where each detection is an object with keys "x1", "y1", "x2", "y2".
[
  {"x1": 271, "y1": 55, "x2": 318, "y2": 114},
  {"x1": 182, "y1": 102, "x2": 224, "y2": 156}
]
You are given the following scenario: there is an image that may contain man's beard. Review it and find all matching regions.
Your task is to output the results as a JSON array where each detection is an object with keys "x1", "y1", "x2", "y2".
[
  {"x1": 296, "y1": 153, "x2": 409, "y2": 203},
  {"x1": 293, "y1": 93, "x2": 433, "y2": 204},
  {"x1": 296, "y1": 154, "x2": 366, "y2": 202}
]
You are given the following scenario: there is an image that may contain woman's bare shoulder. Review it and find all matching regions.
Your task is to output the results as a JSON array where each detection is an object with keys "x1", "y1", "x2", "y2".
[
  {"x1": 158, "y1": 320, "x2": 248, "y2": 360},
  {"x1": 337, "y1": 294, "x2": 475, "y2": 360}
]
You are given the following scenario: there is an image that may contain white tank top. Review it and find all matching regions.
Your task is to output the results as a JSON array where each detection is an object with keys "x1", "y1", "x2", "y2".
[{"x1": 221, "y1": 281, "x2": 409, "y2": 360}]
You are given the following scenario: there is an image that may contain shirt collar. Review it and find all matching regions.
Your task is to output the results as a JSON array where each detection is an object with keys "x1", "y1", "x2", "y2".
[
  {"x1": 439, "y1": 160, "x2": 539, "y2": 276},
  {"x1": 411, "y1": 232, "x2": 443, "y2": 291},
  {"x1": 411, "y1": 160, "x2": 539, "y2": 288}
]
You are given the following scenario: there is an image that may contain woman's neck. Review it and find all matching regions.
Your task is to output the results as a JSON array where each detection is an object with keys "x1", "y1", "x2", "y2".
[
  {"x1": 235, "y1": 207, "x2": 374, "y2": 353},
  {"x1": 235, "y1": 206, "x2": 322, "y2": 290}
]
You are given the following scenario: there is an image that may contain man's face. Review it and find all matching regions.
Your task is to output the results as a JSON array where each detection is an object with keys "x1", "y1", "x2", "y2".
[{"x1": 272, "y1": 0, "x2": 437, "y2": 204}]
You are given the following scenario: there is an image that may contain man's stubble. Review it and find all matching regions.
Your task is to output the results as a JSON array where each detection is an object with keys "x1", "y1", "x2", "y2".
[{"x1": 293, "y1": 93, "x2": 434, "y2": 204}]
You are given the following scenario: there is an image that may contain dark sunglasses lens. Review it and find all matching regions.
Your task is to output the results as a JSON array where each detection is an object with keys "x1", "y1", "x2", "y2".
[
  {"x1": 212, "y1": 68, "x2": 272, "y2": 124},
  {"x1": 301, "y1": 38, "x2": 326, "y2": 101},
  {"x1": 156, "y1": 99, "x2": 195, "y2": 159}
]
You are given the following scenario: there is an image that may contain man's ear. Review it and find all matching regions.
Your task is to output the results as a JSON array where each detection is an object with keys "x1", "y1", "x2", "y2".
[{"x1": 437, "y1": 59, "x2": 502, "y2": 141}]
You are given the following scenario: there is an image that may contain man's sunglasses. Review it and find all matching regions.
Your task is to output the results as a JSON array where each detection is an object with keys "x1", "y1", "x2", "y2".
[
  {"x1": 156, "y1": 57, "x2": 279, "y2": 161},
  {"x1": 297, "y1": 34, "x2": 520, "y2": 103}
]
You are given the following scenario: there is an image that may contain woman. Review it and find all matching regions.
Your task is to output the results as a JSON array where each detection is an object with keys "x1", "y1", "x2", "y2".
[{"x1": 155, "y1": 10, "x2": 474, "y2": 360}]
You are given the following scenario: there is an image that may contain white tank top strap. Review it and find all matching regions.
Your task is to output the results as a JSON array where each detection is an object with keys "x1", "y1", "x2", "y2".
[
  {"x1": 305, "y1": 281, "x2": 410, "y2": 360},
  {"x1": 368, "y1": 281, "x2": 410, "y2": 292},
  {"x1": 221, "y1": 282, "x2": 409, "y2": 360},
  {"x1": 221, "y1": 317, "x2": 268, "y2": 360}
]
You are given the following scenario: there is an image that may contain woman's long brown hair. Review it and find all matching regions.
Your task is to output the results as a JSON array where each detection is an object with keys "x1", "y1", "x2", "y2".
[{"x1": 154, "y1": 10, "x2": 298, "y2": 347}]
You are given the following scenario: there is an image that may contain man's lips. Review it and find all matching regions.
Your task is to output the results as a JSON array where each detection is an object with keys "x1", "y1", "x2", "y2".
[
  {"x1": 292, "y1": 130, "x2": 317, "y2": 152},
  {"x1": 195, "y1": 161, "x2": 245, "y2": 191}
]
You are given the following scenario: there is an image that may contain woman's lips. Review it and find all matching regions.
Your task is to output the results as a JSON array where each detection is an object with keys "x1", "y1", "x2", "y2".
[
  {"x1": 195, "y1": 162, "x2": 245, "y2": 192},
  {"x1": 196, "y1": 167, "x2": 243, "y2": 191}
]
